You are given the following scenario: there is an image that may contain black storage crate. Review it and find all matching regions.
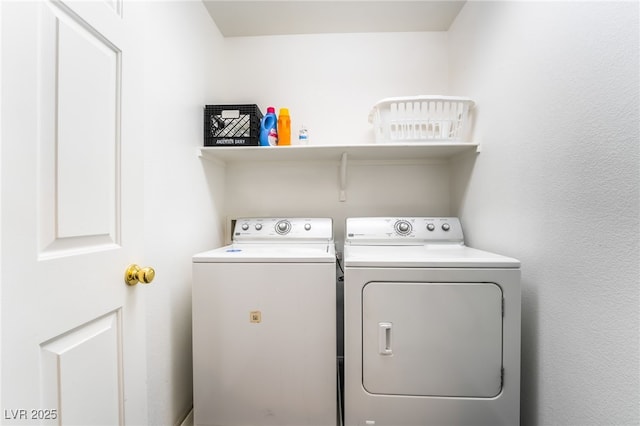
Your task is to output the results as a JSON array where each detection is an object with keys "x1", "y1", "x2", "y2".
[{"x1": 204, "y1": 104, "x2": 263, "y2": 146}]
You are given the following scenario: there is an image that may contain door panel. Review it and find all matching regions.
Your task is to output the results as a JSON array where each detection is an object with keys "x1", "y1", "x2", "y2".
[
  {"x1": 41, "y1": 311, "x2": 123, "y2": 426},
  {"x1": 55, "y1": 6, "x2": 119, "y2": 240},
  {"x1": 362, "y1": 282, "x2": 503, "y2": 398},
  {"x1": 38, "y1": 0, "x2": 121, "y2": 257}
]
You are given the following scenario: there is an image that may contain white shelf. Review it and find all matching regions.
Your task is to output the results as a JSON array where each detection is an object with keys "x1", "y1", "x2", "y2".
[
  {"x1": 199, "y1": 142, "x2": 479, "y2": 202},
  {"x1": 199, "y1": 142, "x2": 479, "y2": 164}
]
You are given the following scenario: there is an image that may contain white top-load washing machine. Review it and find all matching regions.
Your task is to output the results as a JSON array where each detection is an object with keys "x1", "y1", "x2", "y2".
[
  {"x1": 343, "y1": 217, "x2": 521, "y2": 426},
  {"x1": 192, "y1": 218, "x2": 337, "y2": 426}
]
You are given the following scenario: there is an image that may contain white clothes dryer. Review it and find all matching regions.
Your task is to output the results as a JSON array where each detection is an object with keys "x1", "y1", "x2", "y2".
[
  {"x1": 192, "y1": 218, "x2": 337, "y2": 426},
  {"x1": 343, "y1": 217, "x2": 521, "y2": 426}
]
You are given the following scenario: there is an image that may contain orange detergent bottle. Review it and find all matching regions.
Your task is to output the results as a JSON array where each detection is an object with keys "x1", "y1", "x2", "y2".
[{"x1": 277, "y1": 108, "x2": 291, "y2": 145}]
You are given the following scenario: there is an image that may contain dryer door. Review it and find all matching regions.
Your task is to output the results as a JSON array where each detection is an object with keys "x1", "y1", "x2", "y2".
[{"x1": 362, "y1": 282, "x2": 503, "y2": 398}]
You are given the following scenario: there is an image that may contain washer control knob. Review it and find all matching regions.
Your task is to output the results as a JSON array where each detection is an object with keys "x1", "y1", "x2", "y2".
[
  {"x1": 255, "y1": 223, "x2": 262, "y2": 231},
  {"x1": 427, "y1": 223, "x2": 436, "y2": 231},
  {"x1": 241, "y1": 223, "x2": 249, "y2": 231},
  {"x1": 394, "y1": 220, "x2": 412, "y2": 235},
  {"x1": 304, "y1": 223, "x2": 311, "y2": 231},
  {"x1": 442, "y1": 223, "x2": 451, "y2": 232},
  {"x1": 275, "y1": 220, "x2": 291, "y2": 235}
]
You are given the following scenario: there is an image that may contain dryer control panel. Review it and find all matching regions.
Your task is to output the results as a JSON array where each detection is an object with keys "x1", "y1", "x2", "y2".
[
  {"x1": 234, "y1": 217, "x2": 333, "y2": 242},
  {"x1": 345, "y1": 217, "x2": 464, "y2": 245}
]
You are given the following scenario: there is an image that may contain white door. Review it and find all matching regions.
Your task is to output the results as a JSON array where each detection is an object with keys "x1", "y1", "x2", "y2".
[
  {"x1": 1, "y1": 1, "x2": 148, "y2": 424},
  {"x1": 362, "y1": 282, "x2": 503, "y2": 398}
]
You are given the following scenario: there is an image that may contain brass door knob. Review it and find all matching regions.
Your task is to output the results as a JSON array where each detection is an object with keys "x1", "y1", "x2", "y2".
[{"x1": 125, "y1": 264, "x2": 155, "y2": 286}]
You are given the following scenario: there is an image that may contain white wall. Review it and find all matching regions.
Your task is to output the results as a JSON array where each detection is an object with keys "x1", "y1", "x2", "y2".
[
  {"x1": 216, "y1": 32, "x2": 453, "y2": 243},
  {"x1": 218, "y1": 32, "x2": 449, "y2": 145},
  {"x1": 449, "y1": 2, "x2": 639, "y2": 425},
  {"x1": 140, "y1": 2, "x2": 225, "y2": 425}
]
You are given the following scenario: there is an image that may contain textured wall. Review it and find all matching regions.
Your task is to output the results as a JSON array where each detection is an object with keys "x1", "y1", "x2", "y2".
[
  {"x1": 449, "y1": 2, "x2": 639, "y2": 425},
  {"x1": 217, "y1": 32, "x2": 449, "y2": 146},
  {"x1": 140, "y1": 2, "x2": 226, "y2": 425}
]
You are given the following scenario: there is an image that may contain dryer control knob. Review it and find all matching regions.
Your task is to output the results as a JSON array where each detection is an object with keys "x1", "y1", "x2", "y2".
[
  {"x1": 255, "y1": 224, "x2": 262, "y2": 230},
  {"x1": 442, "y1": 223, "x2": 451, "y2": 231},
  {"x1": 275, "y1": 220, "x2": 291, "y2": 234},
  {"x1": 304, "y1": 223, "x2": 311, "y2": 231},
  {"x1": 395, "y1": 220, "x2": 412, "y2": 235},
  {"x1": 427, "y1": 223, "x2": 436, "y2": 231},
  {"x1": 241, "y1": 223, "x2": 249, "y2": 231}
]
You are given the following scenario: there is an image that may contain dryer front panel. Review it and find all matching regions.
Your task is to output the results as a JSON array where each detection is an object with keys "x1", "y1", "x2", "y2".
[{"x1": 362, "y1": 282, "x2": 503, "y2": 398}]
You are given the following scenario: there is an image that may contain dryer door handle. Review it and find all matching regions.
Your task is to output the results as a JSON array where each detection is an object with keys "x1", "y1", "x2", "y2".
[{"x1": 378, "y1": 322, "x2": 393, "y2": 355}]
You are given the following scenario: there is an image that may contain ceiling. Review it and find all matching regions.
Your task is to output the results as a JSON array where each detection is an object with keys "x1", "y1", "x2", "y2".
[{"x1": 202, "y1": 1, "x2": 466, "y2": 37}]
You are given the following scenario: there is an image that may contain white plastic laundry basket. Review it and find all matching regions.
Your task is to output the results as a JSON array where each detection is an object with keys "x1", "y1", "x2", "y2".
[{"x1": 368, "y1": 96, "x2": 475, "y2": 143}]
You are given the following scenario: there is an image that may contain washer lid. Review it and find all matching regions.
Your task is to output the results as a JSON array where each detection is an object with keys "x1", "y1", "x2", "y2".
[
  {"x1": 343, "y1": 244, "x2": 520, "y2": 268},
  {"x1": 193, "y1": 243, "x2": 336, "y2": 263}
]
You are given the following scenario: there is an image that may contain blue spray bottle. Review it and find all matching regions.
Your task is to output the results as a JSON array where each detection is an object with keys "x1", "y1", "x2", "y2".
[{"x1": 259, "y1": 107, "x2": 278, "y2": 146}]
